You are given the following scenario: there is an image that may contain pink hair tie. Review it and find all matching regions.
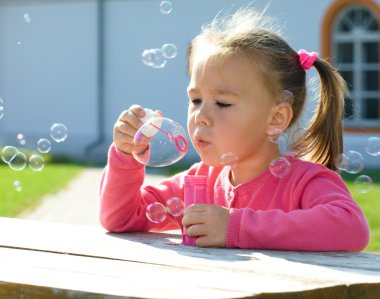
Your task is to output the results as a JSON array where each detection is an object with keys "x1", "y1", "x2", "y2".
[{"x1": 298, "y1": 49, "x2": 318, "y2": 70}]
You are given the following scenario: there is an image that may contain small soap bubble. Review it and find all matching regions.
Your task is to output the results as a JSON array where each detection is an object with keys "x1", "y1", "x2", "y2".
[
  {"x1": 0, "y1": 98, "x2": 4, "y2": 119},
  {"x1": 50, "y1": 123, "x2": 68, "y2": 142},
  {"x1": 160, "y1": 0, "x2": 173, "y2": 14},
  {"x1": 344, "y1": 150, "x2": 365, "y2": 174},
  {"x1": 336, "y1": 153, "x2": 347, "y2": 171},
  {"x1": 146, "y1": 202, "x2": 167, "y2": 223},
  {"x1": 269, "y1": 156, "x2": 291, "y2": 178},
  {"x1": 268, "y1": 128, "x2": 282, "y2": 144},
  {"x1": 132, "y1": 117, "x2": 188, "y2": 167},
  {"x1": 8, "y1": 151, "x2": 27, "y2": 171},
  {"x1": 23, "y1": 13, "x2": 31, "y2": 23},
  {"x1": 17, "y1": 41, "x2": 22, "y2": 46},
  {"x1": 161, "y1": 43, "x2": 177, "y2": 59},
  {"x1": 142, "y1": 49, "x2": 167, "y2": 69},
  {"x1": 37, "y1": 138, "x2": 52, "y2": 153},
  {"x1": 29, "y1": 154, "x2": 45, "y2": 172},
  {"x1": 142, "y1": 49, "x2": 154, "y2": 66},
  {"x1": 17, "y1": 133, "x2": 26, "y2": 146},
  {"x1": 1, "y1": 146, "x2": 18, "y2": 164},
  {"x1": 13, "y1": 180, "x2": 22, "y2": 192},
  {"x1": 354, "y1": 175, "x2": 373, "y2": 194},
  {"x1": 280, "y1": 90, "x2": 294, "y2": 104},
  {"x1": 365, "y1": 137, "x2": 380, "y2": 156},
  {"x1": 166, "y1": 197, "x2": 184, "y2": 217},
  {"x1": 220, "y1": 152, "x2": 239, "y2": 169}
]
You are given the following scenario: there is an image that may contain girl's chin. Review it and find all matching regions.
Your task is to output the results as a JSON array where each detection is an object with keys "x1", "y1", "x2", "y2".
[{"x1": 198, "y1": 154, "x2": 223, "y2": 167}]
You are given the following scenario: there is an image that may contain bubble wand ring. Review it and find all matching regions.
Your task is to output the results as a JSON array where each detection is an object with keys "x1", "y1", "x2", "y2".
[{"x1": 149, "y1": 123, "x2": 188, "y2": 153}]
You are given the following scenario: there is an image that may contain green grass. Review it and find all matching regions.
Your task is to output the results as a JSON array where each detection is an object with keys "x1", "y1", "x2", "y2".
[
  {"x1": 0, "y1": 164, "x2": 82, "y2": 217},
  {"x1": 341, "y1": 171, "x2": 380, "y2": 252}
]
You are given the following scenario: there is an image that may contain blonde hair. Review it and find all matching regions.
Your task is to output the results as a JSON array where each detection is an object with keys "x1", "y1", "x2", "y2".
[{"x1": 187, "y1": 7, "x2": 346, "y2": 171}]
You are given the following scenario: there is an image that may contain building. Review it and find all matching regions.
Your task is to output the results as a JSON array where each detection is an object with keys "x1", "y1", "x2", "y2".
[{"x1": 0, "y1": 0, "x2": 379, "y2": 169}]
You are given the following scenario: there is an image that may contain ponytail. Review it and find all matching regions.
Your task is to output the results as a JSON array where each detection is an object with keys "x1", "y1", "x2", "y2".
[{"x1": 292, "y1": 58, "x2": 347, "y2": 171}]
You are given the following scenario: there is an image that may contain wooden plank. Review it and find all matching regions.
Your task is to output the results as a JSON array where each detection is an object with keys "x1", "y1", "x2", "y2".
[
  {"x1": 0, "y1": 217, "x2": 379, "y2": 298},
  {"x1": 0, "y1": 246, "x2": 341, "y2": 299}
]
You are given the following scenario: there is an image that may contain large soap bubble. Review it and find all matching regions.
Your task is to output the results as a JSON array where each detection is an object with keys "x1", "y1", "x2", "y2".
[{"x1": 132, "y1": 113, "x2": 188, "y2": 167}]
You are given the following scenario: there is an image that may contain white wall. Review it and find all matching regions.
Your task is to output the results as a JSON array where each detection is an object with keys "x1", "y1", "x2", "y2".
[{"x1": 0, "y1": 0, "x2": 98, "y2": 158}]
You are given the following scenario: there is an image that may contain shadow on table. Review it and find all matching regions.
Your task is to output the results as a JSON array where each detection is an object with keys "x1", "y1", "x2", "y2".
[{"x1": 106, "y1": 231, "x2": 380, "y2": 277}]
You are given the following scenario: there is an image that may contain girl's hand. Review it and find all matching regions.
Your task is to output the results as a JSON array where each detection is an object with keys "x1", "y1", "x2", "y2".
[
  {"x1": 182, "y1": 204, "x2": 230, "y2": 247},
  {"x1": 113, "y1": 105, "x2": 146, "y2": 155}
]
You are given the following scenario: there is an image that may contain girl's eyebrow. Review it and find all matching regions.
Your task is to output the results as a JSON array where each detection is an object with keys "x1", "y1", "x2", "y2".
[
  {"x1": 187, "y1": 87, "x2": 238, "y2": 97},
  {"x1": 187, "y1": 87, "x2": 198, "y2": 94},
  {"x1": 214, "y1": 89, "x2": 239, "y2": 97}
]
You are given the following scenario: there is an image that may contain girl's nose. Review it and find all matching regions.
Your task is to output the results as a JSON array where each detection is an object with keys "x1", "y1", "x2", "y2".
[{"x1": 195, "y1": 105, "x2": 211, "y2": 127}]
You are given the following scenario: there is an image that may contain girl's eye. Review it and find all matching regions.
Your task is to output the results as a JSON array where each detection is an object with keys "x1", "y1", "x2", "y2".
[
  {"x1": 189, "y1": 98, "x2": 202, "y2": 105},
  {"x1": 216, "y1": 101, "x2": 231, "y2": 108}
]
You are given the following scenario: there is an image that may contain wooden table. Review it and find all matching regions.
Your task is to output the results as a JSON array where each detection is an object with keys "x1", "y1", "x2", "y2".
[{"x1": 0, "y1": 217, "x2": 379, "y2": 298}]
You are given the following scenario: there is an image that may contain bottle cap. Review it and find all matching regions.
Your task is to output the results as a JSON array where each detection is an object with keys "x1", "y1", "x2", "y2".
[
  {"x1": 184, "y1": 175, "x2": 208, "y2": 186},
  {"x1": 140, "y1": 108, "x2": 163, "y2": 137}
]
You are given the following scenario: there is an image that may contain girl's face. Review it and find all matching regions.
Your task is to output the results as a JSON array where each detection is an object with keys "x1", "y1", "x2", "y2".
[{"x1": 187, "y1": 53, "x2": 277, "y2": 167}]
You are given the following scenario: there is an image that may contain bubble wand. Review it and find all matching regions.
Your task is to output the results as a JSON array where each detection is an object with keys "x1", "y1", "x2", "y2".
[{"x1": 149, "y1": 123, "x2": 188, "y2": 153}]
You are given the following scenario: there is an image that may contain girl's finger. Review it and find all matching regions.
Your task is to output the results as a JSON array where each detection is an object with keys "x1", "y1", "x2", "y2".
[
  {"x1": 119, "y1": 109, "x2": 144, "y2": 130},
  {"x1": 115, "y1": 120, "x2": 138, "y2": 136},
  {"x1": 186, "y1": 223, "x2": 207, "y2": 238}
]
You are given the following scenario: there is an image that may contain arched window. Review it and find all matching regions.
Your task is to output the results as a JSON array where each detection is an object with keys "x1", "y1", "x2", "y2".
[{"x1": 331, "y1": 5, "x2": 380, "y2": 128}]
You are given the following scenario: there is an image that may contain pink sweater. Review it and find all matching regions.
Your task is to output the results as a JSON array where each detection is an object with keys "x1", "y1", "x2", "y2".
[{"x1": 99, "y1": 144, "x2": 370, "y2": 251}]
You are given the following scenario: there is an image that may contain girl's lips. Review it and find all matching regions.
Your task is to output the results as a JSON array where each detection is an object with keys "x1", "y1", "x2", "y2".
[
  {"x1": 196, "y1": 140, "x2": 210, "y2": 147},
  {"x1": 195, "y1": 136, "x2": 210, "y2": 147}
]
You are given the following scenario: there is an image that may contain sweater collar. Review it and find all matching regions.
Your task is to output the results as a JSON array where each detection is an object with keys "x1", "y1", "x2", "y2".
[{"x1": 219, "y1": 153, "x2": 298, "y2": 195}]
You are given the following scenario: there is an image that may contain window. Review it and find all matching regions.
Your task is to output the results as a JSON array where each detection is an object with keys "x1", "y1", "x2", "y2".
[{"x1": 332, "y1": 5, "x2": 380, "y2": 128}]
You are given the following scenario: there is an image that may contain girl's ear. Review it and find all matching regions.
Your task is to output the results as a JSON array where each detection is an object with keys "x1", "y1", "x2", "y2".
[{"x1": 265, "y1": 102, "x2": 293, "y2": 137}]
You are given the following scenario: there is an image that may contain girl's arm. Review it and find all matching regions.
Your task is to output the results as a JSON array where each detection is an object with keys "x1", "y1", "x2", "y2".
[
  {"x1": 99, "y1": 144, "x2": 182, "y2": 233},
  {"x1": 226, "y1": 167, "x2": 370, "y2": 251}
]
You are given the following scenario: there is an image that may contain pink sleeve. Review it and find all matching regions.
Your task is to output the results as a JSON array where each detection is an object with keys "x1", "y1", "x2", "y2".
[
  {"x1": 226, "y1": 168, "x2": 370, "y2": 251},
  {"x1": 99, "y1": 144, "x2": 183, "y2": 233}
]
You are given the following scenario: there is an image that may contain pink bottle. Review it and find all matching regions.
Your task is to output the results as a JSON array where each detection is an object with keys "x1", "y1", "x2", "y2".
[{"x1": 182, "y1": 175, "x2": 208, "y2": 246}]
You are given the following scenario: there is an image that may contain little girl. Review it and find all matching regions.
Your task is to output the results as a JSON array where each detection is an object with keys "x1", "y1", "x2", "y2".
[{"x1": 99, "y1": 7, "x2": 369, "y2": 251}]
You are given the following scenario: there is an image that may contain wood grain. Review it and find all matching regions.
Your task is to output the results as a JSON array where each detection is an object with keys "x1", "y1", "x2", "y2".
[{"x1": 0, "y1": 217, "x2": 379, "y2": 298}]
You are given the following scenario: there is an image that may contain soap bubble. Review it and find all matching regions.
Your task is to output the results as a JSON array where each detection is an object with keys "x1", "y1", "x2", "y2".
[
  {"x1": 166, "y1": 197, "x2": 184, "y2": 217},
  {"x1": 17, "y1": 133, "x2": 26, "y2": 146},
  {"x1": 29, "y1": 154, "x2": 45, "y2": 172},
  {"x1": 161, "y1": 43, "x2": 177, "y2": 59},
  {"x1": 50, "y1": 123, "x2": 68, "y2": 142},
  {"x1": 37, "y1": 138, "x2": 52, "y2": 153},
  {"x1": 23, "y1": 13, "x2": 31, "y2": 23},
  {"x1": 132, "y1": 117, "x2": 188, "y2": 167},
  {"x1": 268, "y1": 128, "x2": 282, "y2": 144},
  {"x1": 341, "y1": 150, "x2": 364, "y2": 174},
  {"x1": 8, "y1": 151, "x2": 27, "y2": 171},
  {"x1": 0, "y1": 98, "x2": 4, "y2": 119},
  {"x1": 13, "y1": 180, "x2": 22, "y2": 192},
  {"x1": 146, "y1": 202, "x2": 167, "y2": 223},
  {"x1": 280, "y1": 90, "x2": 294, "y2": 105},
  {"x1": 220, "y1": 152, "x2": 239, "y2": 169},
  {"x1": 142, "y1": 49, "x2": 167, "y2": 69},
  {"x1": 17, "y1": 41, "x2": 22, "y2": 46},
  {"x1": 336, "y1": 153, "x2": 347, "y2": 171},
  {"x1": 2, "y1": 146, "x2": 18, "y2": 163},
  {"x1": 354, "y1": 175, "x2": 373, "y2": 194},
  {"x1": 269, "y1": 156, "x2": 291, "y2": 178},
  {"x1": 160, "y1": 0, "x2": 173, "y2": 14},
  {"x1": 365, "y1": 137, "x2": 380, "y2": 156}
]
